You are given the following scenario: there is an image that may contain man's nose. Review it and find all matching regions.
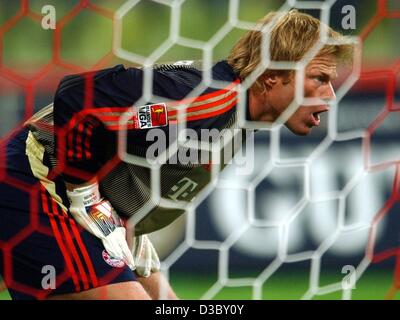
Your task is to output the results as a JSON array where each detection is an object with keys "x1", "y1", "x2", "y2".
[{"x1": 322, "y1": 82, "x2": 336, "y2": 101}]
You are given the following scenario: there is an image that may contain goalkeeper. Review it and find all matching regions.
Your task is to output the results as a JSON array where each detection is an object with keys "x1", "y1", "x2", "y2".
[{"x1": 0, "y1": 10, "x2": 352, "y2": 299}]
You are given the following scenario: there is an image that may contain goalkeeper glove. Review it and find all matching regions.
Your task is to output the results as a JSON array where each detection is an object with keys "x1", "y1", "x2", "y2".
[
  {"x1": 66, "y1": 183, "x2": 135, "y2": 270},
  {"x1": 131, "y1": 234, "x2": 161, "y2": 278}
]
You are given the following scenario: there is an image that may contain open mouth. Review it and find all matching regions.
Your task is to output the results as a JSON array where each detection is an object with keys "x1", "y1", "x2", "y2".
[
  {"x1": 310, "y1": 108, "x2": 329, "y2": 126},
  {"x1": 312, "y1": 112, "x2": 322, "y2": 122}
]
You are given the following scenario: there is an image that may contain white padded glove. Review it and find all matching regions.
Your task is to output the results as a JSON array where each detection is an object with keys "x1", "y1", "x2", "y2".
[
  {"x1": 66, "y1": 183, "x2": 135, "y2": 270},
  {"x1": 131, "y1": 235, "x2": 161, "y2": 278}
]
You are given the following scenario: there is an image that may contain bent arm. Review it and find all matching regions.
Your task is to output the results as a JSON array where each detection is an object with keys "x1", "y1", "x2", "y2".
[{"x1": 137, "y1": 271, "x2": 178, "y2": 300}]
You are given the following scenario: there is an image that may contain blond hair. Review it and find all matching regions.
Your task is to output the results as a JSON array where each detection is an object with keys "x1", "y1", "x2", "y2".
[{"x1": 227, "y1": 10, "x2": 353, "y2": 92}]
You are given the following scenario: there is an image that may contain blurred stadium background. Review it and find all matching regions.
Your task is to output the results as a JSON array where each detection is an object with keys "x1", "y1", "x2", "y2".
[{"x1": 0, "y1": 0, "x2": 399, "y2": 300}]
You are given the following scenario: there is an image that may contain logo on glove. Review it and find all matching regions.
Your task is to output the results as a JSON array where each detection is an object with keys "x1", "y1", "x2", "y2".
[{"x1": 102, "y1": 250, "x2": 126, "y2": 268}]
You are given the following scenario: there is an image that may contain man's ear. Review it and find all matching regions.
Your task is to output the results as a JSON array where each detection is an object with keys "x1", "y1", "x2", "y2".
[{"x1": 263, "y1": 74, "x2": 278, "y2": 90}]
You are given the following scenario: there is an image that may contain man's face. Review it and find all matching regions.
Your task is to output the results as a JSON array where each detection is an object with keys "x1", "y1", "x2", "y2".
[{"x1": 266, "y1": 55, "x2": 337, "y2": 135}]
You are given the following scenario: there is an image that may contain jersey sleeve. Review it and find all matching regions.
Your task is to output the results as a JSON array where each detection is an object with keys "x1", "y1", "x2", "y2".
[{"x1": 53, "y1": 65, "x2": 144, "y2": 184}]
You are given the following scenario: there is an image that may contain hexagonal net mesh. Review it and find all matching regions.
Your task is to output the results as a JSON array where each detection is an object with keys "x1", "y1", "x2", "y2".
[{"x1": 0, "y1": 0, "x2": 399, "y2": 300}]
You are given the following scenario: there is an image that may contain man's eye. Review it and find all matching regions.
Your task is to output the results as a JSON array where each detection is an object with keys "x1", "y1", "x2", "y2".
[{"x1": 314, "y1": 76, "x2": 328, "y2": 84}]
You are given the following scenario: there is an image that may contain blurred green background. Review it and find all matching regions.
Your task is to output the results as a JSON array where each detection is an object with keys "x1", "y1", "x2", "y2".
[
  {"x1": 0, "y1": 0, "x2": 398, "y2": 73},
  {"x1": 0, "y1": 269, "x2": 398, "y2": 300}
]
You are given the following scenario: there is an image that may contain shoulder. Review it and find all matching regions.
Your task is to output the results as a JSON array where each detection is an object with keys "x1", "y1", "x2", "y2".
[
  {"x1": 151, "y1": 60, "x2": 238, "y2": 99},
  {"x1": 55, "y1": 64, "x2": 142, "y2": 107},
  {"x1": 170, "y1": 61, "x2": 239, "y2": 131},
  {"x1": 151, "y1": 61, "x2": 202, "y2": 100}
]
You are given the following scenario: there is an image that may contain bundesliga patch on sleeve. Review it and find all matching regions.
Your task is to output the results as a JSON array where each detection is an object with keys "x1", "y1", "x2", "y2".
[{"x1": 133, "y1": 103, "x2": 168, "y2": 129}]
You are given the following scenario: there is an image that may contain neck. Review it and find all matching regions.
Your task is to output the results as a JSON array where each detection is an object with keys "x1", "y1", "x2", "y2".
[{"x1": 248, "y1": 88, "x2": 274, "y2": 122}]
